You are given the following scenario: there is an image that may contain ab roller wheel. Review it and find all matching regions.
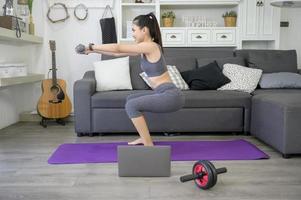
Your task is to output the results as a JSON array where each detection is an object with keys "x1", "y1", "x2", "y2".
[{"x1": 180, "y1": 160, "x2": 227, "y2": 190}]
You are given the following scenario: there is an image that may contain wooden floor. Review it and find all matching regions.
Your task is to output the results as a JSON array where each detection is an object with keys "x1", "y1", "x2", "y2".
[{"x1": 0, "y1": 122, "x2": 301, "y2": 200}]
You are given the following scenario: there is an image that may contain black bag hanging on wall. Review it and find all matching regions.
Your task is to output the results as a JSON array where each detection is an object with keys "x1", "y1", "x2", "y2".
[{"x1": 99, "y1": 5, "x2": 117, "y2": 44}]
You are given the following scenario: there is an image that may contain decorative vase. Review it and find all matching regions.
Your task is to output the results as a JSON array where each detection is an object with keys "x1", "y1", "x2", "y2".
[
  {"x1": 224, "y1": 17, "x2": 236, "y2": 27},
  {"x1": 29, "y1": 14, "x2": 35, "y2": 35},
  {"x1": 162, "y1": 18, "x2": 174, "y2": 27}
]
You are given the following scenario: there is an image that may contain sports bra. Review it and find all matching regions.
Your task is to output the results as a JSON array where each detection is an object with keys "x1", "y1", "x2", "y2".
[{"x1": 140, "y1": 44, "x2": 167, "y2": 77}]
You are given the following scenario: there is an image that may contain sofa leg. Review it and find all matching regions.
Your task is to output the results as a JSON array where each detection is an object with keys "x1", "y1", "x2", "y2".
[
  {"x1": 77, "y1": 132, "x2": 84, "y2": 137},
  {"x1": 163, "y1": 132, "x2": 181, "y2": 137},
  {"x1": 282, "y1": 154, "x2": 291, "y2": 159},
  {"x1": 243, "y1": 131, "x2": 250, "y2": 136}
]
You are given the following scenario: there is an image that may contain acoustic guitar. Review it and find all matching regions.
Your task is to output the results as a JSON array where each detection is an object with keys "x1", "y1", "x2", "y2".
[{"x1": 37, "y1": 40, "x2": 72, "y2": 123}]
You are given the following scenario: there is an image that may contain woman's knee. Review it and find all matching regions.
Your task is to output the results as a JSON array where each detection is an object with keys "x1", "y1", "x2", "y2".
[{"x1": 125, "y1": 100, "x2": 142, "y2": 118}]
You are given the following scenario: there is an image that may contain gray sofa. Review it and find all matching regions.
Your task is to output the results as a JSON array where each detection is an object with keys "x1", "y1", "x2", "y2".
[{"x1": 74, "y1": 48, "x2": 301, "y2": 157}]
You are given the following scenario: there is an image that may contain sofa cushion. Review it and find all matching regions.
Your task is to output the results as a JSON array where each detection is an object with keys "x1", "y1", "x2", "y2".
[
  {"x1": 94, "y1": 56, "x2": 133, "y2": 91},
  {"x1": 259, "y1": 72, "x2": 301, "y2": 89},
  {"x1": 92, "y1": 90, "x2": 138, "y2": 108},
  {"x1": 182, "y1": 90, "x2": 251, "y2": 108},
  {"x1": 252, "y1": 89, "x2": 301, "y2": 96},
  {"x1": 215, "y1": 56, "x2": 246, "y2": 69},
  {"x1": 235, "y1": 50, "x2": 298, "y2": 73},
  {"x1": 165, "y1": 56, "x2": 197, "y2": 72},
  {"x1": 91, "y1": 90, "x2": 251, "y2": 109},
  {"x1": 101, "y1": 55, "x2": 150, "y2": 90},
  {"x1": 197, "y1": 56, "x2": 246, "y2": 69},
  {"x1": 252, "y1": 92, "x2": 301, "y2": 108}
]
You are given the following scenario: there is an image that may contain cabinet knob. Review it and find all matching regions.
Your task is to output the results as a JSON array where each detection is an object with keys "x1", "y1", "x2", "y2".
[
  {"x1": 170, "y1": 35, "x2": 177, "y2": 39},
  {"x1": 256, "y1": 1, "x2": 260, "y2": 6},
  {"x1": 196, "y1": 35, "x2": 202, "y2": 39},
  {"x1": 221, "y1": 35, "x2": 227, "y2": 39},
  {"x1": 260, "y1": 1, "x2": 264, "y2": 6}
]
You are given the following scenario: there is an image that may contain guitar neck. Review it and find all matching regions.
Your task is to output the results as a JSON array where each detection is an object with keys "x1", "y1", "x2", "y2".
[{"x1": 52, "y1": 51, "x2": 57, "y2": 85}]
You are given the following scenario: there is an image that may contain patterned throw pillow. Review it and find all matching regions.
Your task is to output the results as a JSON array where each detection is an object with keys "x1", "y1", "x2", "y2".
[
  {"x1": 139, "y1": 65, "x2": 189, "y2": 90},
  {"x1": 218, "y1": 63, "x2": 263, "y2": 93}
]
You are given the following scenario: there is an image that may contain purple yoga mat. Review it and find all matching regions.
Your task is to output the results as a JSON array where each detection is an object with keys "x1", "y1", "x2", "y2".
[{"x1": 48, "y1": 139, "x2": 269, "y2": 164}]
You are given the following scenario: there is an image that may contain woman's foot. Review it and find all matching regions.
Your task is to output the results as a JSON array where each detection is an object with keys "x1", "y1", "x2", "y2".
[
  {"x1": 144, "y1": 142, "x2": 154, "y2": 147},
  {"x1": 128, "y1": 137, "x2": 144, "y2": 145},
  {"x1": 128, "y1": 138, "x2": 154, "y2": 146}
]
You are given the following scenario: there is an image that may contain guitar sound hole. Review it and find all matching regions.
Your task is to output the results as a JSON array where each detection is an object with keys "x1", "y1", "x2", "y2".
[
  {"x1": 49, "y1": 85, "x2": 65, "y2": 104},
  {"x1": 51, "y1": 85, "x2": 60, "y2": 94}
]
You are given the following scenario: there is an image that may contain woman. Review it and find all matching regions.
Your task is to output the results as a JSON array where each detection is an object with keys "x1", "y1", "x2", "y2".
[{"x1": 83, "y1": 12, "x2": 185, "y2": 146}]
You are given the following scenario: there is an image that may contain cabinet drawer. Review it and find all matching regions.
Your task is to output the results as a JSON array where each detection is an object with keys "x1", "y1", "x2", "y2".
[
  {"x1": 162, "y1": 29, "x2": 185, "y2": 45},
  {"x1": 212, "y1": 29, "x2": 236, "y2": 45},
  {"x1": 187, "y1": 30, "x2": 210, "y2": 45}
]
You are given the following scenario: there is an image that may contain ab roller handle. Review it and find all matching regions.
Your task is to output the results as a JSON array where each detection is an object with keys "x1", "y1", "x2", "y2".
[
  {"x1": 180, "y1": 173, "x2": 204, "y2": 182},
  {"x1": 180, "y1": 160, "x2": 227, "y2": 190}
]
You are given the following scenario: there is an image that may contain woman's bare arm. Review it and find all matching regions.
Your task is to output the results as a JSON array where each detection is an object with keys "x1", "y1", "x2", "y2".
[
  {"x1": 91, "y1": 42, "x2": 155, "y2": 55},
  {"x1": 93, "y1": 50, "x2": 139, "y2": 57}
]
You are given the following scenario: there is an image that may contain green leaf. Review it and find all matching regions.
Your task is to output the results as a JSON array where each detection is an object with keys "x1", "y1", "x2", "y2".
[{"x1": 28, "y1": 0, "x2": 33, "y2": 14}]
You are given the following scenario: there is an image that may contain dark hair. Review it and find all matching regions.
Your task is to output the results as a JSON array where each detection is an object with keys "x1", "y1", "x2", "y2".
[{"x1": 133, "y1": 12, "x2": 163, "y2": 53}]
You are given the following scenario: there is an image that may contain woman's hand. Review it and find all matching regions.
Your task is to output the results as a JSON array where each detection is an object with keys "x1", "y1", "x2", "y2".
[{"x1": 84, "y1": 47, "x2": 93, "y2": 55}]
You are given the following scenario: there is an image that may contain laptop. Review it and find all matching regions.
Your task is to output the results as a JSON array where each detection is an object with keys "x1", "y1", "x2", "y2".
[{"x1": 117, "y1": 145, "x2": 171, "y2": 177}]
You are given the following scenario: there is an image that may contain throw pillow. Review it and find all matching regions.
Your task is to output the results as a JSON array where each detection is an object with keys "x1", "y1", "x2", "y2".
[
  {"x1": 139, "y1": 65, "x2": 189, "y2": 90},
  {"x1": 259, "y1": 72, "x2": 301, "y2": 89},
  {"x1": 94, "y1": 56, "x2": 133, "y2": 91},
  {"x1": 218, "y1": 63, "x2": 263, "y2": 93},
  {"x1": 180, "y1": 61, "x2": 231, "y2": 90}
]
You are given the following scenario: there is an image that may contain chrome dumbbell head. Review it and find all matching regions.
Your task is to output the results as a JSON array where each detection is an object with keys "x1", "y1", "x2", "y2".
[{"x1": 75, "y1": 44, "x2": 86, "y2": 54}]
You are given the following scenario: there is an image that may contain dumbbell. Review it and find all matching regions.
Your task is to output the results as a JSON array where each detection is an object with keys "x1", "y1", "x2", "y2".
[
  {"x1": 75, "y1": 44, "x2": 86, "y2": 54},
  {"x1": 180, "y1": 160, "x2": 227, "y2": 190}
]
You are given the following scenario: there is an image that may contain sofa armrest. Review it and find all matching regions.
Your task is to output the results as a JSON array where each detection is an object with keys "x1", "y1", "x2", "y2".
[{"x1": 73, "y1": 71, "x2": 96, "y2": 133}]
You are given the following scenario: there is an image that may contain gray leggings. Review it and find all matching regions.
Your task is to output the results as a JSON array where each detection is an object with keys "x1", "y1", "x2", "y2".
[{"x1": 125, "y1": 82, "x2": 185, "y2": 118}]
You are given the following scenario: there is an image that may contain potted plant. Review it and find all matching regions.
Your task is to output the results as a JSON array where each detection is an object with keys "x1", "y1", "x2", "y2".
[
  {"x1": 28, "y1": 0, "x2": 34, "y2": 35},
  {"x1": 222, "y1": 11, "x2": 237, "y2": 27},
  {"x1": 162, "y1": 11, "x2": 175, "y2": 27}
]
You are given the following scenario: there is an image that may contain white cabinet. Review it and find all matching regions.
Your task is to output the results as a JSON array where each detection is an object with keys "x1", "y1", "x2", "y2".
[
  {"x1": 187, "y1": 29, "x2": 211, "y2": 45},
  {"x1": 212, "y1": 29, "x2": 236, "y2": 45},
  {"x1": 162, "y1": 28, "x2": 186, "y2": 46},
  {"x1": 241, "y1": 0, "x2": 280, "y2": 40},
  {"x1": 162, "y1": 27, "x2": 237, "y2": 47}
]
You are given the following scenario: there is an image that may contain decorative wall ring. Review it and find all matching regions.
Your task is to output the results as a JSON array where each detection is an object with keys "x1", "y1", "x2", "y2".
[
  {"x1": 74, "y1": 3, "x2": 88, "y2": 21},
  {"x1": 47, "y1": 3, "x2": 70, "y2": 23}
]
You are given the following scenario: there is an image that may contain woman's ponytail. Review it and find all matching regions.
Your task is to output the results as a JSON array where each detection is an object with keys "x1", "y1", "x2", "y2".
[{"x1": 133, "y1": 12, "x2": 164, "y2": 53}]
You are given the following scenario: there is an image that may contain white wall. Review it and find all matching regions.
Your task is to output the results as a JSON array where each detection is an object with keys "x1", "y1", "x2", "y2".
[
  {"x1": 0, "y1": 0, "x2": 117, "y2": 129},
  {"x1": 280, "y1": 8, "x2": 301, "y2": 68}
]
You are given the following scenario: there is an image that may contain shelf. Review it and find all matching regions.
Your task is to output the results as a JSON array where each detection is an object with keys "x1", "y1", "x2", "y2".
[
  {"x1": 121, "y1": 3, "x2": 156, "y2": 6},
  {"x1": 0, "y1": 73, "x2": 45, "y2": 88},
  {"x1": 160, "y1": 0, "x2": 240, "y2": 6},
  {"x1": 160, "y1": 27, "x2": 237, "y2": 29},
  {"x1": 0, "y1": 27, "x2": 43, "y2": 45}
]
